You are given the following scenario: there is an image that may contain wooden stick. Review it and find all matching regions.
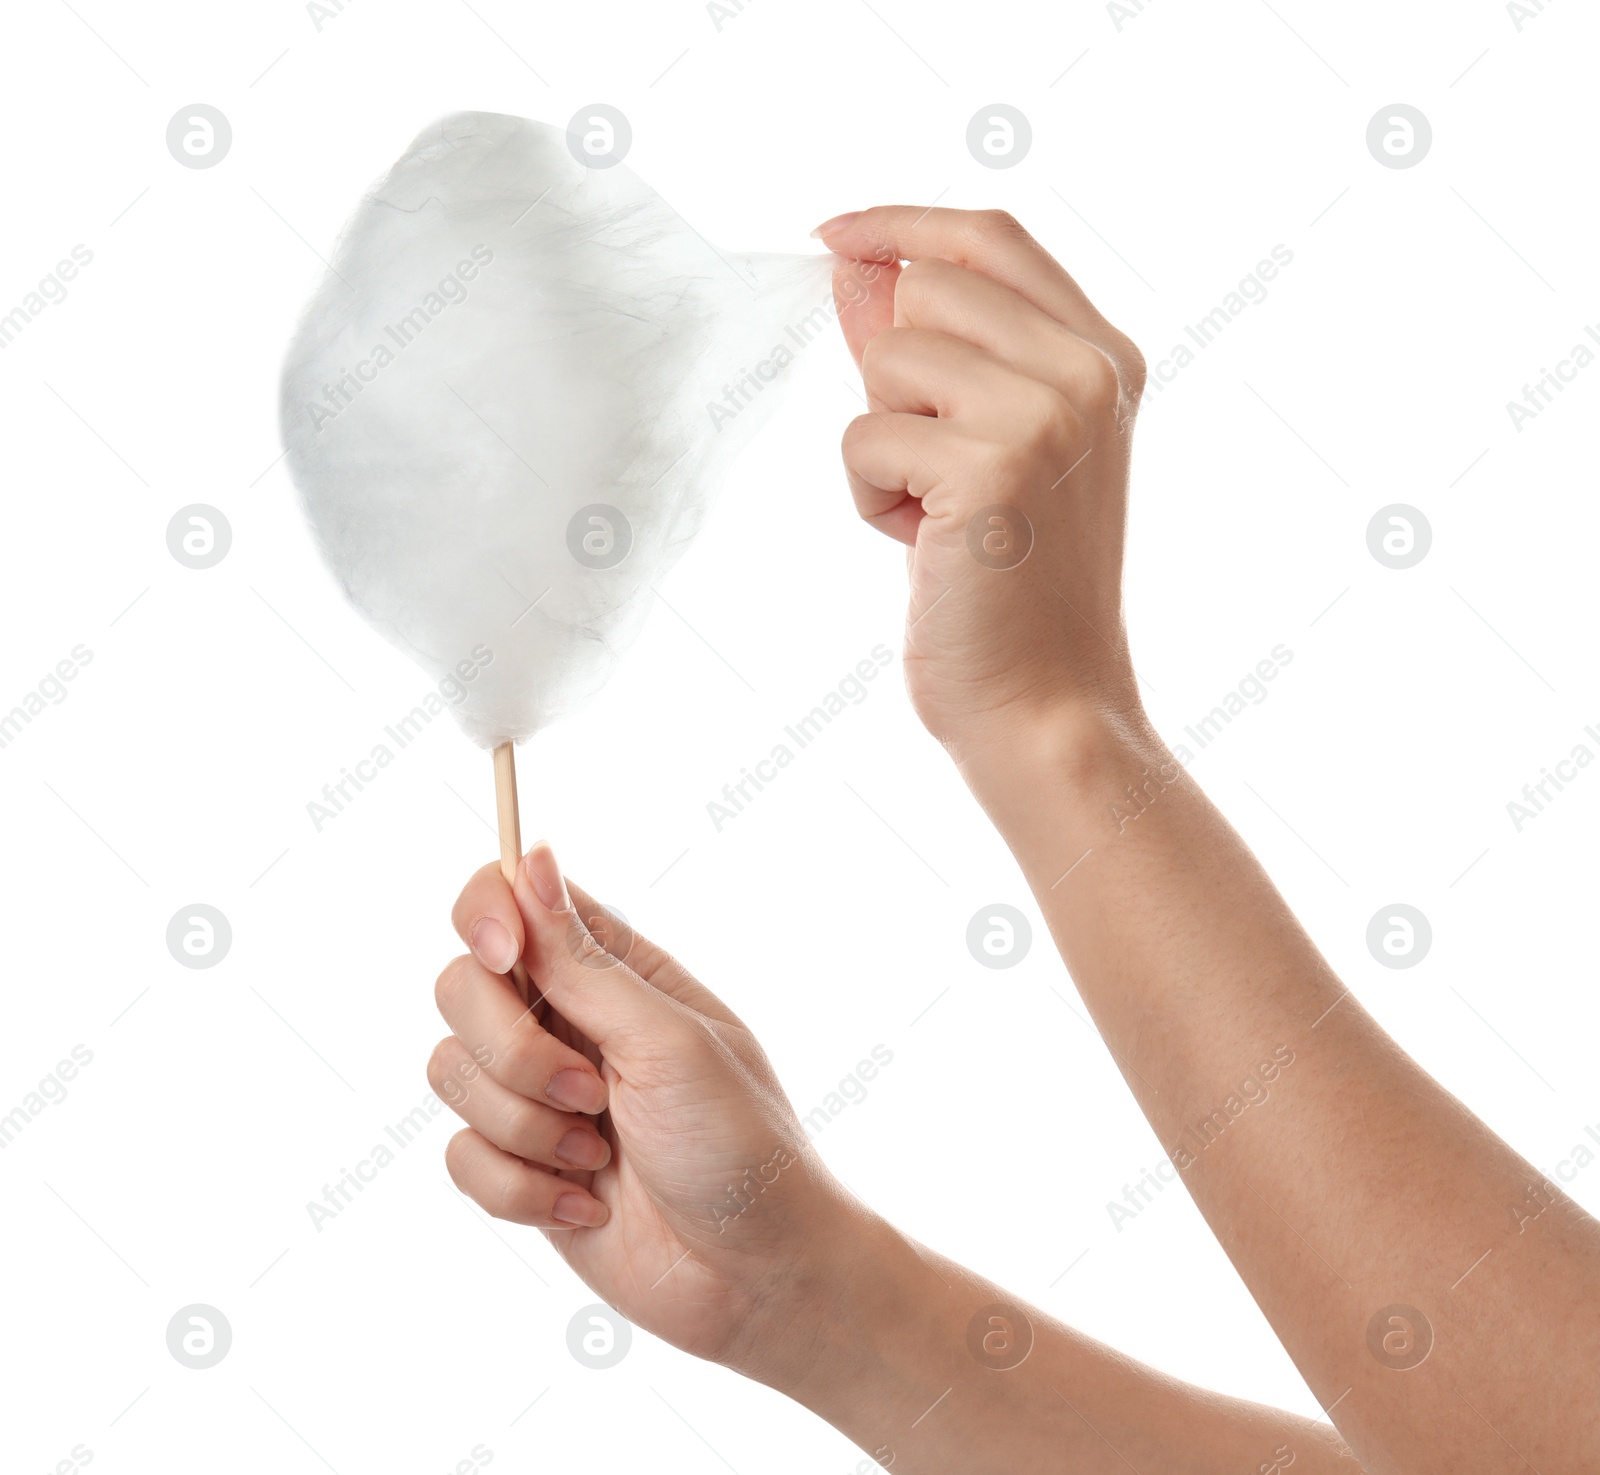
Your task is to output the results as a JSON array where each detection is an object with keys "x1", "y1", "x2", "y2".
[{"x1": 492, "y1": 741, "x2": 534, "y2": 1004}]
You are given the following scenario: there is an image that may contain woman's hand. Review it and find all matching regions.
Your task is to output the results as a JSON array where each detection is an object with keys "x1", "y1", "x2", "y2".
[
  {"x1": 432, "y1": 856, "x2": 1360, "y2": 1475},
  {"x1": 814, "y1": 213, "x2": 1600, "y2": 1475},
  {"x1": 819, "y1": 206, "x2": 1146, "y2": 768},
  {"x1": 429, "y1": 841, "x2": 863, "y2": 1386}
]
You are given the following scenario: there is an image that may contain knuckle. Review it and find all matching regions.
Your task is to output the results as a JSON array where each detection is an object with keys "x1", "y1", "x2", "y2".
[
  {"x1": 444, "y1": 1131, "x2": 527, "y2": 1224},
  {"x1": 1018, "y1": 379, "x2": 1075, "y2": 450},
  {"x1": 972, "y1": 208, "x2": 1026, "y2": 244},
  {"x1": 565, "y1": 909, "x2": 618, "y2": 968},
  {"x1": 1071, "y1": 348, "x2": 1122, "y2": 417},
  {"x1": 433, "y1": 955, "x2": 472, "y2": 1016},
  {"x1": 507, "y1": 1099, "x2": 547, "y2": 1158},
  {"x1": 448, "y1": 862, "x2": 499, "y2": 939},
  {"x1": 985, "y1": 442, "x2": 1037, "y2": 493},
  {"x1": 857, "y1": 333, "x2": 883, "y2": 380},
  {"x1": 510, "y1": 1185, "x2": 551, "y2": 1225},
  {"x1": 443, "y1": 1129, "x2": 475, "y2": 1184},
  {"x1": 492, "y1": 1161, "x2": 541, "y2": 1222},
  {"x1": 892, "y1": 256, "x2": 950, "y2": 311},
  {"x1": 495, "y1": 1024, "x2": 547, "y2": 1088},
  {"x1": 893, "y1": 256, "x2": 928, "y2": 294},
  {"x1": 425, "y1": 1037, "x2": 454, "y2": 1092},
  {"x1": 858, "y1": 325, "x2": 904, "y2": 382},
  {"x1": 1120, "y1": 338, "x2": 1148, "y2": 404},
  {"x1": 840, "y1": 412, "x2": 878, "y2": 463}
]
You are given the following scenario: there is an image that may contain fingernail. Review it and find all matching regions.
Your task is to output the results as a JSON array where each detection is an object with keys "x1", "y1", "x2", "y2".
[
  {"x1": 547, "y1": 1068, "x2": 607, "y2": 1114},
  {"x1": 553, "y1": 1191, "x2": 608, "y2": 1227},
  {"x1": 810, "y1": 210, "x2": 860, "y2": 239},
  {"x1": 524, "y1": 841, "x2": 571, "y2": 913},
  {"x1": 469, "y1": 917, "x2": 519, "y2": 974},
  {"x1": 554, "y1": 1127, "x2": 610, "y2": 1169}
]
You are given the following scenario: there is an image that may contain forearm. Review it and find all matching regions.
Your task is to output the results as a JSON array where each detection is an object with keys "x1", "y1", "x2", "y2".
[
  {"x1": 764, "y1": 1210, "x2": 1353, "y2": 1475},
  {"x1": 961, "y1": 705, "x2": 1600, "y2": 1470}
]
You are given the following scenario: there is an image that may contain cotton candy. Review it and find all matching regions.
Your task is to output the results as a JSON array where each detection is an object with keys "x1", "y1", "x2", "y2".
[{"x1": 280, "y1": 111, "x2": 834, "y2": 746}]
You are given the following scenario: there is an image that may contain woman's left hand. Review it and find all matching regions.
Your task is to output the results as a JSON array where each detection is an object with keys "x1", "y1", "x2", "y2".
[{"x1": 429, "y1": 841, "x2": 867, "y2": 1385}]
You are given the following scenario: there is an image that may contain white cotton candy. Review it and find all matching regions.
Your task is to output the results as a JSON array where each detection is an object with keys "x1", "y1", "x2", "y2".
[{"x1": 280, "y1": 111, "x2": 834, "y2": 747}]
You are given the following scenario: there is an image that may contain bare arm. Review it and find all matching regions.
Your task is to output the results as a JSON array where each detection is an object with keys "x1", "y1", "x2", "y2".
[
  {"x1": 816, "y1": 202, "x2": 1600, "y2": 1472},
  {"x1": 438, "y1": 853, "x2": 1359, "y2": 1474},
  {"x1": 779, "y1": 1213, "x2": 1358, "y2": 1474},
  {"x1": 968, "y1": 708, "x2": 1600, "y2": 1473}
]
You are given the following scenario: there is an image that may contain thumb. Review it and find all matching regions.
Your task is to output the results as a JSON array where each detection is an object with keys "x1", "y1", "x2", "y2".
[{"x1": 511, "y1": 841, "x2": 683, "y2": 1059}]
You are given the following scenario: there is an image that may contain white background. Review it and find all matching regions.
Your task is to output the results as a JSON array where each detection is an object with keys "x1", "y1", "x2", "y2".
[{"x1": 3, "y1": 1, "x2": 1597, "y2": 1471}]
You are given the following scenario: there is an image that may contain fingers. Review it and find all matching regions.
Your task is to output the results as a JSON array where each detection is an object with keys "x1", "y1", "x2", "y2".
[
  {"x1": 428, "y1": 1035, "x2": 610, "y2": 1171},
  {"x1": 860, "y1": 325, "x2": 1065, "y2": 430},
  {"x1": 445, "y1": 1127, "x2": 608, "y2": 1228},
  {"x1": 820, "y1": 204, "x2": 1108, "y2": 336},
  {"x1": 840, "y1": 322, "x2": 1091, "y2": 550},
  {"x1": 833, "y1": 253, "x2": 901, "y2": 369},
  {"x1": 451, "y1": 860, "x2": 525, "y2": 976},
  {"x1": 454, "y1": 860, "x2": 717, "y2": 1014},
  {"x1": 511, "y1": 842, "x2": 698, "y2": 1060},
  {"x1": 840, "y1": 410, "x2": 959, "y2": 545},
  {"x1": 816, "y1": 206, "x2": 1143, "y2": 392},
  {"x1": 434, "y1": 952, "x2": 608, "y2": 1114},
  {"x1": 448, "y1": 845, "x2": 742, "y2": 1063},
  {"x1": 564, "y1": 877, "x2": 744, "y2": 1028},
  {"x1": 892, "y1": 258, "x2": 1123, "y2": 415}
]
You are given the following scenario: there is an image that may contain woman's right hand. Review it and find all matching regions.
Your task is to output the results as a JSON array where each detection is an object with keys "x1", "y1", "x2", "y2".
[{"x1": 818, "y1": 207, "x2": 1147, "y2": 767}]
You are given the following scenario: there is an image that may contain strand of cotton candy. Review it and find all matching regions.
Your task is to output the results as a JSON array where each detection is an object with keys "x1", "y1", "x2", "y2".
[{"x1": 280, "y1": 111, "x2": 835, "y2": 748}]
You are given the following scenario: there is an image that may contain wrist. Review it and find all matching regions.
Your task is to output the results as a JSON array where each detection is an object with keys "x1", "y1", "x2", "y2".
[
  {"x1": 952, "y1": 696, "x2": 1160, "y2": 821},
  {"x1": 723, "y1": 1199, "x2": 906, "y2": 1401},
  {"x1": 751, "y1": 1213, "x2": 1058, "y2": 1471},
  {"x1": 726, "y1": 1199, "x2": 947, "y2": 1398},
  {"x1": 954, "y1": 700, "x2": 1190, "y2": 905},
  {"x1": 762, "y1": 1212, "x2": 966, "y2": 1448}
]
